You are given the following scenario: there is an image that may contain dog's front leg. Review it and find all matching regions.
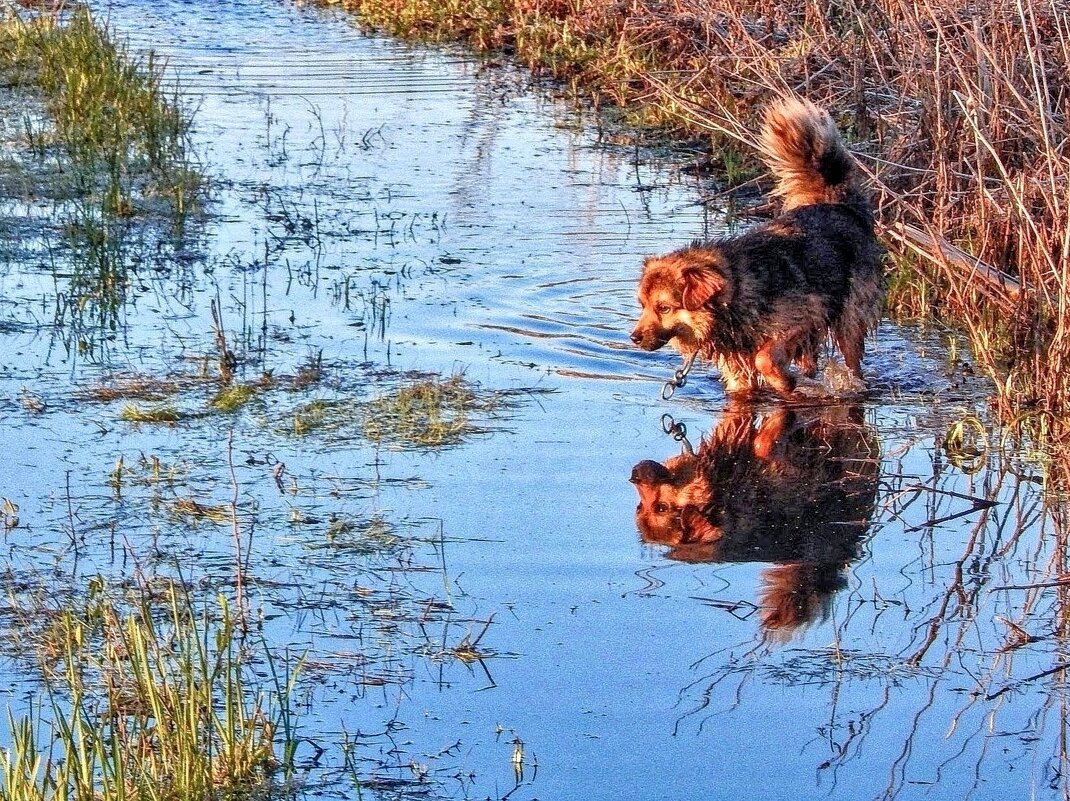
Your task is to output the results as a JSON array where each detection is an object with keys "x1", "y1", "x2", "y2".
[{"x1": 754, "y1": 342, "x2": 797, "y2": 397}]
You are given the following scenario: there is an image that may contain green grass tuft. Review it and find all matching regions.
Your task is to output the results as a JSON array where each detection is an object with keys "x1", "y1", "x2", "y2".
[
  {"x1": 118, "y1": 403, "x2": 182, "y2": 423},
  {"x1": 362, "y1": 374, "x2": 493, "y2": 449},
  {"x1": 289, "y1": 398, "x2": 348, "y2": 436},
  {"x1": 0, "y1": 582, "x2": 300, "y2": 801},
  {"x1": 211, "y1": 383, "x2": 259, "y2": 413}
]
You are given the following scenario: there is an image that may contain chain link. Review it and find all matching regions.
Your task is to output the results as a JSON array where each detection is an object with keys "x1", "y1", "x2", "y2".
[
  {"x1": 660, "y1": 413, "x2": 694, "y2": 455},
  {"x1": 661, "y1": 352, "x2": 698, "y2": 400}
]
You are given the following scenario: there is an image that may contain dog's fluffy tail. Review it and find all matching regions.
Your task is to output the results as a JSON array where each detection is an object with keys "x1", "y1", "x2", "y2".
[{"x1": 759, "y1": 98, "x2": 863, "y2": 211}]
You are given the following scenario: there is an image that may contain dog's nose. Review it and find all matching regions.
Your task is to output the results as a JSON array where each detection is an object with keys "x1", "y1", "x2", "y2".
[
  {"x1": 630, "y1": 460, "x2": 672, "y2": 484},
  {"x1": 630, "y1": 329, "x2": 643, "y2": 346}
]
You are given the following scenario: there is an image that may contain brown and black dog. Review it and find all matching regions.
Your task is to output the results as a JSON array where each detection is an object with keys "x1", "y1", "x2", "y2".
[
  {"x1": 630, "y1": 403, "x2": 879, "y2": 639},
  {"x1": 630, "y1": 99, "x2": 884, "y2": 397}
]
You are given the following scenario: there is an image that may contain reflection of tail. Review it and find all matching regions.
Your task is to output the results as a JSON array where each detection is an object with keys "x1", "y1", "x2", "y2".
[
  {"x1": 759, "y1": 563, "x2": 846, "y2": 640},
  {"x1": 760, "y1": 98, "x2": 863, "y2": 211}
]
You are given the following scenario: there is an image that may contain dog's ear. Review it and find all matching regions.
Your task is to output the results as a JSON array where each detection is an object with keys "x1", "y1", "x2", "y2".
[
  {"x1": 679, "y1": 506, "x2": 722, "y2": 544},
  {"x1": 680, "y1": 266, "x2": 726, "y2": 311}
]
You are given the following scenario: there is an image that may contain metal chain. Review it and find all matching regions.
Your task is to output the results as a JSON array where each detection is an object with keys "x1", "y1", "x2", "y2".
[
  {"x1": 660, "y1": 413, "x2": 694, "y2": 455},
  {"x1": 661, "y1": 352, "x2": 698, "y2": 400}
]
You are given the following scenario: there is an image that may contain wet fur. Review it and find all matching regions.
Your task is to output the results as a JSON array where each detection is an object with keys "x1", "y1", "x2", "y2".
[
  {"x1": 631, "y1": 98, "x2": 884, "y2": 397},
  {"x1": 630, "y1": 404, "x2": 879, "y2": 638}
]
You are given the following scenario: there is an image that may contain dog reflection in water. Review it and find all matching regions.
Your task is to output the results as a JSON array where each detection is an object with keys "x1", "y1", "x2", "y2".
[{"x1": 630, "y1": 403, "x2": 878, "y2": 639}]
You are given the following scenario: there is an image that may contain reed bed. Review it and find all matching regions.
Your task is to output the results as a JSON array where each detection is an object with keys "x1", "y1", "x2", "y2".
[
  {"x1": 329, "y1": 0, "x2": 1070, "y2": 478},
  {"x1": 0, "y1": 584, "x2": 298, "y2": 801},
  {"x1": 0, "y1": 5, "x2": 196, "y2": 215}
]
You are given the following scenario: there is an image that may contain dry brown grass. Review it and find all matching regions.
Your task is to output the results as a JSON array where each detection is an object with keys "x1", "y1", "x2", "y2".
[{"x1": 330, "y1": 0, "x2": 1070, "y2": 478}]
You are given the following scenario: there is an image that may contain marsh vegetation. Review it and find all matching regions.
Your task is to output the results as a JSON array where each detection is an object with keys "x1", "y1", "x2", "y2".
[
  {"x1": 3, "y1": 1, "x2": 1070, "y2": 800},
  {"x1": 0, "y1": 4, "x2": 200, "y2": 352},
  {"x1": 0, "y1": 7, "x2": 196, "y2": 214},
  {"x1": 0, "y1": 583, "x2": 297, "y2": 801}
]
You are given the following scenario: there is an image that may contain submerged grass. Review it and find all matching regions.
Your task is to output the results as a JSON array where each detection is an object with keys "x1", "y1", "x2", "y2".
[
  {"x1": 170, "y1": 497, "x2": 233, "y2": 525},
  {"x1": 322, "y1": 513, "x2": 403, "y2": 555},
  {"x1": 0, "y1": 582, "x2": 298, "y2": 801},
  {"x1": 118, "y1": 403, "x2": 182, "y2": 423},
  {"x1": 361, "y1": 373, "x2": 501, "y2": 449},
  {"x1": 329, "y1": 0, "x2": 1070, "y2": 481},
  {"x1": 83, "y1": 373, "x2": 212, "y2": 403},
  {"x1": 211, "y1": 383, "x2": 260, "y2": 413},
  {"x1": 0, "y1": 6, "x2": 197, "y2": 216},
  {"x1": 284, "y1": 372, "x2": 514, "y2": 447},
  {"x1": 288, "y1": 398, "x2": 349, "y2": 437},
  {"x1": 85, "y1": 362, "x2": 316, "y2": 426}
]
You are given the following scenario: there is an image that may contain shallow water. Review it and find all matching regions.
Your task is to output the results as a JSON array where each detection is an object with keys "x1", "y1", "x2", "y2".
[{"x1": 1, "y1": 1, "x2": 1066, "y2": 799}]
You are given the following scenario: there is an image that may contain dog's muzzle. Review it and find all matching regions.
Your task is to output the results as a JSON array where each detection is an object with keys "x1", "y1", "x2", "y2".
[
  {"x1": 630, "y1": 460, "x2": 673, "y2": 484},
  {"x1": 630, "y1": 328, "x2": 668, "y2": 351}
]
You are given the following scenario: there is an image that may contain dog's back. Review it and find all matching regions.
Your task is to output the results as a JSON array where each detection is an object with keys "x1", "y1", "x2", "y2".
[{"x1": 722, "y1": 99, "x2": 883, "y2": 385}]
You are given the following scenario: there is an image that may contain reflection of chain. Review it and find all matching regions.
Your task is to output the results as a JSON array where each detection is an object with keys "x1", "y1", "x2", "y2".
[
  {"x1": 661, "y1": 352, "x2": 698, "y2": 400},
  {"x1": 661, "y1": 414, "x2": 694, "y2": 455}
]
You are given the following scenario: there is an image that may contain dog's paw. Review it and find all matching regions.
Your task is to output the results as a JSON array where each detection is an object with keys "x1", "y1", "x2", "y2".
[{"x1": 792, "y1": 376, "x2": 832, "y2": 399}]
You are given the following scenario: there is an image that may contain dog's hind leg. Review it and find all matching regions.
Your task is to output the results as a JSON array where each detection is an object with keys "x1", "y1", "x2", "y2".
[
  {"x1": 836, "y1": 271, "x2": 882, "y2": 382},
  {"x1": 835, "y1": 329, "x2": 865, "y2": 380}
]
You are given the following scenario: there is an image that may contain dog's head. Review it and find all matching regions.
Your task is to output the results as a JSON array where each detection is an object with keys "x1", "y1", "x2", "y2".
[
  {"x1": 629, "y1": 452, "x2": 713, "y2": 546},
  {"x1": 630, "y1": 247, "x2": 731, "y2": 355}
]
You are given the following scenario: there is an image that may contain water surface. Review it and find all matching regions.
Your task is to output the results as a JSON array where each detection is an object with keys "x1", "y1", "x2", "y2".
[{"x1": 0, "y1": 2, "x2": 1062, "y2": 799}]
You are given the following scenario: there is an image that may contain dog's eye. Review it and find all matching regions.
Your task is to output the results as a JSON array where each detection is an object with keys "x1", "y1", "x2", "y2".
[
  {"x1": 655, "y1": 303, "x2": 672, "y2": 315},
  {"x1": 654, "y1": 502, "x2": 670, "y2": 514}
]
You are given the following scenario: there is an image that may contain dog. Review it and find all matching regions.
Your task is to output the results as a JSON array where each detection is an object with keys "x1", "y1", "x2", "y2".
[
  {"x1": 630, "y1": 99, "x2": 884, "y2": 397},
  {"x1": 630, "y1": 403, "x2": 879, "y2": 638}
]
